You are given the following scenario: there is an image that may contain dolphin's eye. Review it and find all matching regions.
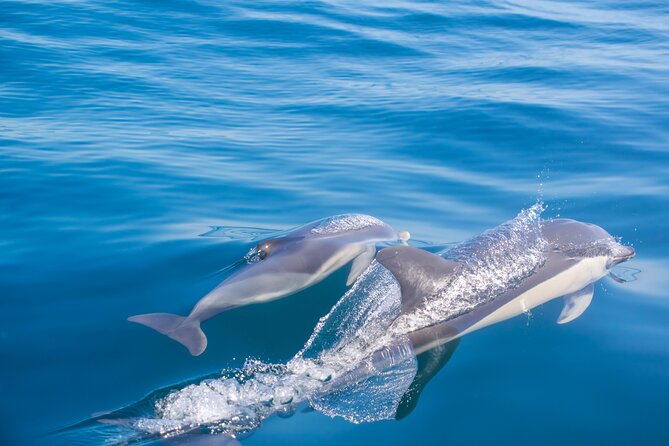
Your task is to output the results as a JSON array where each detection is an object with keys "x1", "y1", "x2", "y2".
[{"x1": 250, "y1": 241, "x2": 274, "y2": 261}]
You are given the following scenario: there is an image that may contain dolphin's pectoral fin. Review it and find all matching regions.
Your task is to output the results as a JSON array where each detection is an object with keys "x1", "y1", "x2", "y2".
[
  {"x1": 346, "y1": 246, "x2": 376, "y2": 286},
  {"x1": 395, "y1": 338, "x2": 460, "y2": 420},
  {"x1": 377, "y1": 246, "x2": 460, "y2": 314},
  {"x1": 557, "y1": 284, "x2": 595, "y2": 324}
]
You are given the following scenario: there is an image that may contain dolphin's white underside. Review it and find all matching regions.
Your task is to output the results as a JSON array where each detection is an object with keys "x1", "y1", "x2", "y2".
[{"x1": 460, "y1": 255, "x2": 609, "y2": 337}]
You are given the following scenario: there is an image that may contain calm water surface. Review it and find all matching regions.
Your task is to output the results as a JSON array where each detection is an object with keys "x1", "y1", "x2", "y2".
[{"x1": 1, "y1": 0, "x2": 668, "y2": 445}]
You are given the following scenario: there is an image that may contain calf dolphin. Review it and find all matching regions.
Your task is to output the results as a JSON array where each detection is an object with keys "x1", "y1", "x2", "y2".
[
  {"x1": 129, "y1": 214, "x2": 408, "y2": 355},
  {"x1": 368, "y1": 218, "x2": 635, "y2": 416}
]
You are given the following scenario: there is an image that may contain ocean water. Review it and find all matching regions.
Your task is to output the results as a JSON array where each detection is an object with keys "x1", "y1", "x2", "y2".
[{"x1": 1, "y1": 0, "x2": 668, "y2": 445}]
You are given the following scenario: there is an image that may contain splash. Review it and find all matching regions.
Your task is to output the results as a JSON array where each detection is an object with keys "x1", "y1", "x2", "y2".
[
  {"x1": 392, "y1": 202, "x2": 548, "y2": 333},
  {"x1": 296, "y1": 261, "x2": 417, "y2": 423},
  {"x1": 243, "y1": 246, "x2": 264, "y2": 264},
  {"x1": 310, "y1": 214, "x2": 386, "y2": 235}
]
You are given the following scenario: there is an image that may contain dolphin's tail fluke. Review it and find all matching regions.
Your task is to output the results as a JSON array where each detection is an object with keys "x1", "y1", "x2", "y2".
[{"x1": 128, "y1": 313, "x2": 207, "y2": 356}]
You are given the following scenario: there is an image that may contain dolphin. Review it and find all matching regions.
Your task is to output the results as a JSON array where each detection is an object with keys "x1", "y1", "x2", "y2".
[
  {"x1": 129, "y1": 214, "x2": 409, "y2": 356},
  {"x1": 335, "y1": 218, "x2": 635, "y2": 418}
]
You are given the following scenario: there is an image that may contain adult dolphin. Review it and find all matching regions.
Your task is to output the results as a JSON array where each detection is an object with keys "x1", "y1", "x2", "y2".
[
  {"x1": 335, "y1": 219, "x2": 635, "y2": 418},
  {"x1": 129, "y1": 214, "x2": 409, "y2": 355}
]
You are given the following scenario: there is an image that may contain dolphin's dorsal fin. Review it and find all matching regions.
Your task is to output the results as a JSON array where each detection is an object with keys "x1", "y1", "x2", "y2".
[
  {"x1": 347, "y1": 245, "x2": 376, "y2": 285},
  {"x1": 395, "y1": 338, "x2": 460, "y2": 420},
  {"x1": 557, "y1": 284, "x2": 594, "y2": 324},
  {"x1": 377, "y1": 246, "x2": 460, "y2": 314}
]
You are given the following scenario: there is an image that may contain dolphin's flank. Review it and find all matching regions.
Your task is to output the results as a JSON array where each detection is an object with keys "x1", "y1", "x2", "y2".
[{"x1": 129, "y1": 214, "x2": 406, "y2": 355}]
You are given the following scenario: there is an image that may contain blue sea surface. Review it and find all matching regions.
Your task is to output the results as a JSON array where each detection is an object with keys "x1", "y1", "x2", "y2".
[{"x1": 1, "y1": 0, "x2": 668, "y2": 444}]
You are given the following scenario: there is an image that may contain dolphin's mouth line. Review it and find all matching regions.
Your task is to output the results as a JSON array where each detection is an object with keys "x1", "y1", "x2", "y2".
[{"x1": 609, "y1": 247, "x2": 636, "y2": 267}]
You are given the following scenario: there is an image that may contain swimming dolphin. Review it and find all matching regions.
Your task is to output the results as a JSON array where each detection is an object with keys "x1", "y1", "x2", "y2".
[
  {"x1": 380, "y1": 219, "x2": 635, "y2": 351},
  {"x1": 332, "y1": 218, "x2": 635, "y2": 418},
  {"x1": 129, "y1": 214, "x2": 409, "y2": 355}
]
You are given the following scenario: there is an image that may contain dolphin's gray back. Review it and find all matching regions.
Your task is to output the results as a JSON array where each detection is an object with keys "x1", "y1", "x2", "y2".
[{"x1": 540, "y1": 218, "x2": 613, "y2": 248}]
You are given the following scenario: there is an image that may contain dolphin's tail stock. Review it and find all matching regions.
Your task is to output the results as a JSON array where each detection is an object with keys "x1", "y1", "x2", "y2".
[{"x1": 128, "y1": 313, "x2": 207, "y2": 356}]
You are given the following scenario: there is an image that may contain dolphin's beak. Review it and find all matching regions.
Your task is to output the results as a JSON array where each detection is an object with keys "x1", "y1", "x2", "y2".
[{"x1": 609, "y1": 245, "x2": 635, "y2": 267}]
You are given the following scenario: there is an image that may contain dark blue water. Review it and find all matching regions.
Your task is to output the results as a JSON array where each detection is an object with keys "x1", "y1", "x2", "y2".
[{"x1": 2, "y1": 0, "x2": 668, "y2": 444}]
